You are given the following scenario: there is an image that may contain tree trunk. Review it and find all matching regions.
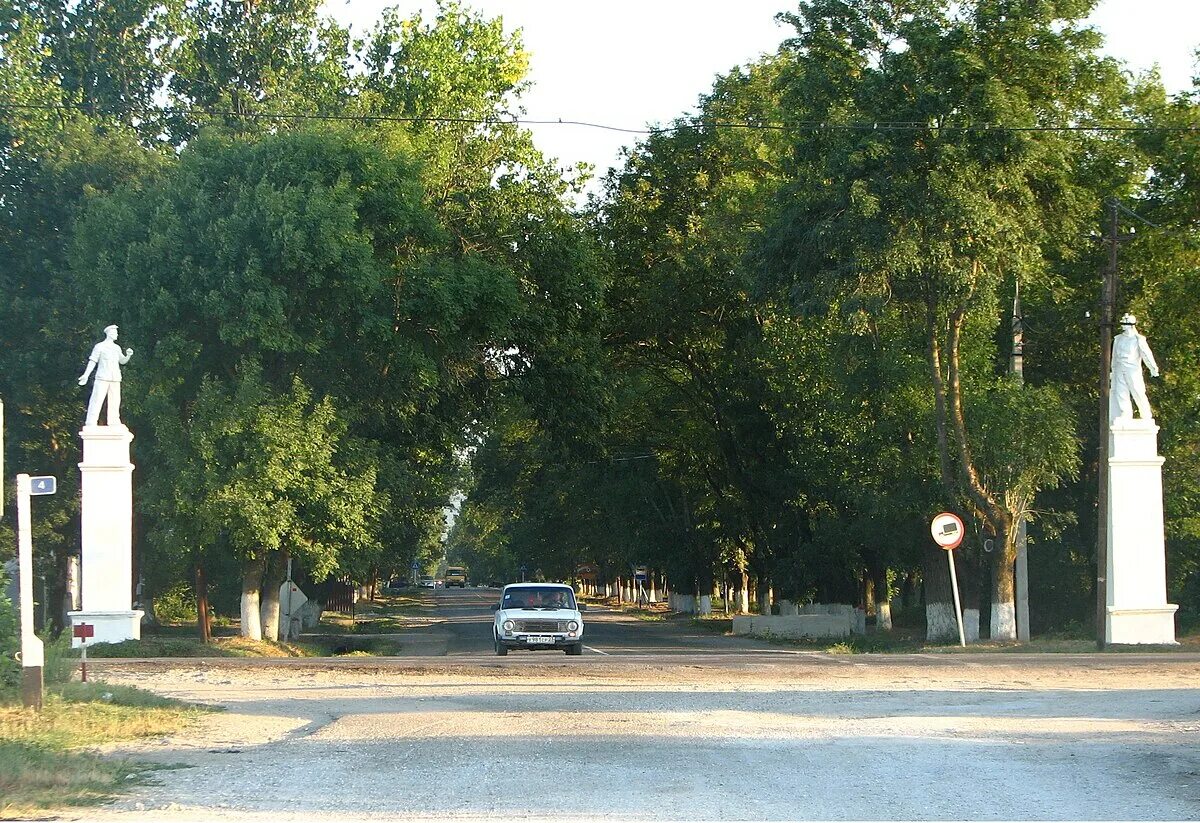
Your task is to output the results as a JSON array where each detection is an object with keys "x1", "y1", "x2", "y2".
[
  {"x1": 739, "y1": 570, "x2": 750, "y2": 614},
  {"x1": 756, "y1": 575, "x2": 771, "y2": 615},
  {"x1": 991, "y1": 534, "x2": 1018, "y2": 640},
  {"x1": 872, "y1": 567, "x2": 892, "y2": 631},
  {"x1": 196, "y1": 563, "x2": 212, "y2": 644},
  {"x1": 240, "y1": 555, "x2": 267, "y2": 640},
  {"x1": 259, "y1": 550, "x2": 289, "y2": 642},
  {"x1": 923, "y1": 546, "x2": 956, "y2": 641}
]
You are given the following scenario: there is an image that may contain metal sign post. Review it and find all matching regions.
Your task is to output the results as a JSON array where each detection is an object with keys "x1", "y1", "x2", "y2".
[
  {"x1": 931, "y1": 512, "x2": 967, "y2": 648},
  {"x1": 410, "y1": 559, "x2": 420, "y2": 587}
]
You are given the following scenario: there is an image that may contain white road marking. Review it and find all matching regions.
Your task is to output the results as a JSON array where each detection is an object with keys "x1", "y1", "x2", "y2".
[{"x1": 583, "y1": 645, "x2": 610, "y2": 655}]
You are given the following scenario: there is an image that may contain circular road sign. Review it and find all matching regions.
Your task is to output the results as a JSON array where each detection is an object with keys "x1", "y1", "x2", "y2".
[{"x1": 930, "y1": 512, "x2": 965, "y2": 551}]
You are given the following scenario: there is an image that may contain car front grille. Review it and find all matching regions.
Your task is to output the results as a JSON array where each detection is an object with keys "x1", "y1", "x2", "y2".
[{"x1": 515, "y1": 619, "x2": 566, "y2": 633}]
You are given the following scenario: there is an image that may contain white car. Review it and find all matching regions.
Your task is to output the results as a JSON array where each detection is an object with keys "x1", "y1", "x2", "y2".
[{"x1": 493, "y1": 583, "x2": 586, "y2": 656}]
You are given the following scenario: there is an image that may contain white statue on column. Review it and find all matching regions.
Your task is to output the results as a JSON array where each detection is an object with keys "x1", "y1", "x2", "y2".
[
  {"x1": 1109, "y1": 314, "x2": 1158, "y2": 423},
  {"x1": 1104, "y1": 311, "x2": 1176, "y2": 644},
  {"x1": 70, "y1": 323, "x2": 142, "y2": 646},
  {"x1": 78, "y1": 324, "x2": 133, "y2": 427}
]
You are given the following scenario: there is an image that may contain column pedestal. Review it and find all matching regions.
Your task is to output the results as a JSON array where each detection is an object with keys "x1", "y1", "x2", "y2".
[
  {"x1": 69, "y1": 425, "x2": 142, "y2": 647},
  {"x1": 1106, "y1": 419, "x2": 1177, "y2": 645}
]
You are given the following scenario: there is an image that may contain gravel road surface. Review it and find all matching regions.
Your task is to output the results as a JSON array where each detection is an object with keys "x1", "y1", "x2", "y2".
[{"x1": 57, "y1": 590, "x2": 1200, "y2": 821}]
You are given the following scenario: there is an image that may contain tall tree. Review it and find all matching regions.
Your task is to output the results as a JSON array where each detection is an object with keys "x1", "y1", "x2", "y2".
[{"x1": 761, "y1": 0, "x2": 1139, "y2": 638}]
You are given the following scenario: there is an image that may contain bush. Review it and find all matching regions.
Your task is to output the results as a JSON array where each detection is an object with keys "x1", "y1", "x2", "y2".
[
  {"x1": 152, "y1": 581, "x2": 198, "y2": 624},
  {"x1": 0, "y1": 571, "x2": 18, "y2": 693}
]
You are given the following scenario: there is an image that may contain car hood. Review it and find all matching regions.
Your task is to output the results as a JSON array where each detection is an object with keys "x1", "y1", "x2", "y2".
[{"x1": 498, "y1": 608, "x2": 580, "y2": 620}]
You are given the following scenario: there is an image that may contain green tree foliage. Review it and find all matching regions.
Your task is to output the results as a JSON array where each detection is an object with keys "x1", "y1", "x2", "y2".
[
  {"x1": 758, "y1": 0, "x2": 1138, "y2": 636},
  {"x1": 68, "y1": 126, "x2": 487, "y2": 637},
  {"x1": 167, "y1": 0, "x2": 351, "y2": 139}
]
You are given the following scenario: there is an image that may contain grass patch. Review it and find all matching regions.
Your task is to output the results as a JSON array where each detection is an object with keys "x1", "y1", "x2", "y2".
[
  {"x1": 689, "y1": 617, "x2": 734, "y2": 634},
  {"x1": 84, "y1": 635, "x2": 312, "y2": 658},
  {"x1": 0, "y1": 685, "x2": 207, "y2": 818}
]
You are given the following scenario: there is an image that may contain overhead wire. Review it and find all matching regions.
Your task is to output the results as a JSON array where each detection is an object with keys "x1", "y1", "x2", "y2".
[{"x1": 0, "y1": 101, "x2": 1197, "y2": 135}]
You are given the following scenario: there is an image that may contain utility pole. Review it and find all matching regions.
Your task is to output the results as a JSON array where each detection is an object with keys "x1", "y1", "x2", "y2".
[
  {"x1": 1010, "y1": 280, "x2": 1030, "y2": 642},
  {"x1": 1096, "y1": 199, "x2": 1120, "y2": 650}
]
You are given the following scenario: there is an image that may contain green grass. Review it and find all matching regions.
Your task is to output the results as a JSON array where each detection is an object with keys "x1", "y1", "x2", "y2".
[
  {"x1": 0, "y1": 682, "x2": 208, "y2": 818},
  {"x1": 83, "y1": 635, "x2": 313, "y2": 658}
]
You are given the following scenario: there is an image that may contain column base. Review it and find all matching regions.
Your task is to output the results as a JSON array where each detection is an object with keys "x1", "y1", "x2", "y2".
[
  {"x1": 68, "y1": 610, "x2": 144, "y2": 648},
  {"x1": 1106, "y1": 605, "x2": 1178, "y2": 645}
]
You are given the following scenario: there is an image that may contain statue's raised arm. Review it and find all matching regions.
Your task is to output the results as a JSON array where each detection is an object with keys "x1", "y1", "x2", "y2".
[
  {"x1": 80, "y1": 324, "x2": 133, "y2": 427},
  {"x1": 1109, "y1": 314, "x2": 1158, "y2": 424}
]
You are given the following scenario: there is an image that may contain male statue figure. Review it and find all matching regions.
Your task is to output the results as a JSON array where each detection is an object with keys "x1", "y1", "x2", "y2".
[
  {"x1": 1110, "y1": 313, "x2": 1159, "y2": 423},
  {"x1": 79, "y1": 324, "x2": 133, "y2": 427}
]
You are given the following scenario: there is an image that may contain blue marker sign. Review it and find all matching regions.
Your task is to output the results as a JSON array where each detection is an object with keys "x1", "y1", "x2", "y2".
[{"x1": 29, "y1": 476, "x2": 56, "y2": 496}]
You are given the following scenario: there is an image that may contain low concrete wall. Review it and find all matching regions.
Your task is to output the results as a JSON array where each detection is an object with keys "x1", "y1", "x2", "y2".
[{"x1": 732, "y1": 614, "x2": 850, "y2": 640}]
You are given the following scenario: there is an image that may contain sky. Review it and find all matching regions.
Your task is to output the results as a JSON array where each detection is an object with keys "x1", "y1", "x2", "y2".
[{"x1": 322, "y1": 0, "x2": 1200, "y2": 185}]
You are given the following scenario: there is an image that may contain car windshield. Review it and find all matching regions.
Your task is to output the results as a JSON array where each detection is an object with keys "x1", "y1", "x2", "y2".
[{"x1": 501, "y1": 587, "x2": 576, "y2": 610}]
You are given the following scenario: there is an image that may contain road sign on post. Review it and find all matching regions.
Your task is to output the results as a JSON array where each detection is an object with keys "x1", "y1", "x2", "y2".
[
  {"x1": 29, "y1": 476, "x2": 56, "y2": 496},
  {"x1": 930, "y1": 512, "x2": 967, "y2": 648},
  {"x1": 16, "y1": 474, "x2": 45, "y2": 710},
  {"x1": 519, "y1": 564, "x2": 528, "y2": 583}
]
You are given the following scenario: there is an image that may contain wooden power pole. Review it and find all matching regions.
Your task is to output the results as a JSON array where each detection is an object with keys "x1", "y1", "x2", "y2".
[{"x1": 1095, "y1": 199, "x2": 1120, "y2": 649}]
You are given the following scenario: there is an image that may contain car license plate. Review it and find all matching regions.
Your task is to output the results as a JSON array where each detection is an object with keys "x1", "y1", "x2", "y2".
[{"x1": 526, "y1": 635, "x2": 554, "y2": 644}]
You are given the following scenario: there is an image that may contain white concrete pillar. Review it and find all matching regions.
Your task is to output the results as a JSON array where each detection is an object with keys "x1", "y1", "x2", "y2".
[
  {"x1": 1106, "y1": 420, "x2": 1177, "y2": 643},
  {"x1": 963, "y1": 608, "x2": 980, "y2": 642},
  {"x1": 69, "y1": 425, "x2": 142, "y2": 646}
]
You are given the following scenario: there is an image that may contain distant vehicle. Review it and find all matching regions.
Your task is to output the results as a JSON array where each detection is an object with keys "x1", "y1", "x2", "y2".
[
  {"x1": 419, "y1": 575, "x2": 436, "y2": 588},
  {"x1": 493, "y1": 583, "x2": 586, "y2": 656},
  {"x1": 444, "y1": 566, "x2": 468, "y2": 588},
  {"x1": 385, "y1": 578, "x2": 407, "y2": 592}
]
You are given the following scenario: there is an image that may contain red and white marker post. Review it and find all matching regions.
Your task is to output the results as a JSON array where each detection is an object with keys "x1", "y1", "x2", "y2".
[{"x1": 930, "y1": 512, "x2": 967, "y2": 647}]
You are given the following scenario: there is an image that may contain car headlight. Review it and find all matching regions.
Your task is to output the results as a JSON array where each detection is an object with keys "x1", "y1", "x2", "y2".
[
  {"x1": 568, "y1": 620, "x2": 579, "y2": 631},
  {"x1": 502, "y1": 620, "x2": 515, "y2": 632}
]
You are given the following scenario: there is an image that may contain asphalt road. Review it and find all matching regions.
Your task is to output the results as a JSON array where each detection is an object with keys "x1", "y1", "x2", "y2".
[{"x1": 405, "y1": 586, "x2": 776, "y2": 657}]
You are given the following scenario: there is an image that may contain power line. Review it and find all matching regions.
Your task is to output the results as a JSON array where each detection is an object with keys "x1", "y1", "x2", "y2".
[{"x1": 1, "y1": 101, "x2": 1197, "y2": 135}]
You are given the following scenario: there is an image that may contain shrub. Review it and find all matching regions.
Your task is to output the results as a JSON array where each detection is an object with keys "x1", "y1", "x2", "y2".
[
  {"x1": 0, "y1": 571, "x2": 18, "y2": 693},
  {"x1": 153, "y1": 581, "x2": 198, "y2": 624}
]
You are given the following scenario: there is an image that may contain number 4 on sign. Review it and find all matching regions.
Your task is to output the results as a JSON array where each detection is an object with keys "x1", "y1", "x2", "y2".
[{"x1": 30, "y1": 476, "x2": 56, "y2": 496}]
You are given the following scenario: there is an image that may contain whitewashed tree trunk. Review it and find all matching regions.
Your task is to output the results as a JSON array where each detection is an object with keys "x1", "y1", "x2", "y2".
[
  {"x1": 260, "y1": 589, "x2": 280, "y2": 641},
  {"x1": 991, "y1": 601, "x2": 1016, "y2": 641},
  {"x1": 240, "y1": 556, "x2": 266, "y2": 640},
  {"x1": 698, "y1": 594, "x2": 712, "y2": 615},
  {"x1": 964, "y1": 608, "x2": 981, "y2": 642},
  {"x1": 926, "y1": 602, "x2": 957, "y2": 641},
  {"x1": 875, "y1": 598, "x2": 893, "y2": 631},
  {"x1": 739, "y1": 586, "x2": 750, "y2": 614}
]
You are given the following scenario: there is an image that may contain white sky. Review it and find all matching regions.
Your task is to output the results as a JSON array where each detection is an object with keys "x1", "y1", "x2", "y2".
[{"x1": 324, "y1": 0, "x2": 1200, "y2": 182}]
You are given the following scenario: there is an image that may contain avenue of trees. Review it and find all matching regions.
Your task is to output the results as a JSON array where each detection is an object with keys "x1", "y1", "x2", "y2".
[{"x1": 2, "y1": 0, "x2": 1198, "y2": 641}]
